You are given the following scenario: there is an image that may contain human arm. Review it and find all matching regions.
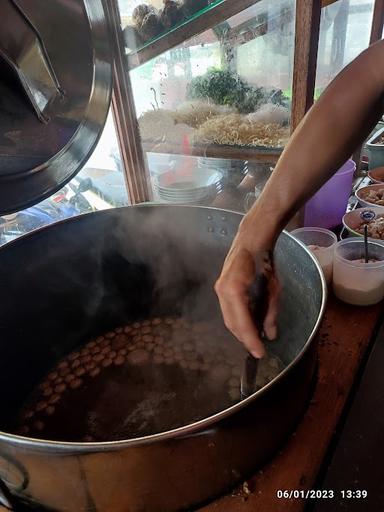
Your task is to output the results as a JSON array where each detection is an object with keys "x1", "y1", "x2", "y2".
[{"x1": 215, "y1": 40, "x2": 384, "y2": 358}]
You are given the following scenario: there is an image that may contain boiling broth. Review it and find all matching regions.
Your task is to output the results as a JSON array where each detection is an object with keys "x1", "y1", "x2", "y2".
[{"x1": 18, "y1": 317, "x2": 283, "y2": 441}]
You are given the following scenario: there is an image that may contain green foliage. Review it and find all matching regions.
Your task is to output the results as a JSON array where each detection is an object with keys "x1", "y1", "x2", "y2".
[
  {"x1": 188, "y1": 69, "x2": 250, "y2": 107},
  {"x1": 187, "y1": 68, "x2": 289, "y2": 114}
]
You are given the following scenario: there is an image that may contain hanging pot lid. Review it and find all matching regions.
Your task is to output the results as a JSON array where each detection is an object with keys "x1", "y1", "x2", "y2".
[{"x1": 0, "y1": 0, "x2": 113, "y2": 214}]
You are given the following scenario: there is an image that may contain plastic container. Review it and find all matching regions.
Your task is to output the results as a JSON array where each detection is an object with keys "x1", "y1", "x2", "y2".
[
  {"x1": 333, "y1": 239, "x2": 384, "y2": 306},
  {"x1": 304, "y1": 159, "x2": 356, "y2": 229},
  {"x1": 291, "y1": 227, "x2": 337, "y2": 285},
  {"x1": 366, "y1": 126, "x2": 384, "y2": 169}
]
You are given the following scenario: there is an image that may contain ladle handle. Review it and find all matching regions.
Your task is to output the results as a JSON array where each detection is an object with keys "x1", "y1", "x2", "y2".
[
  {"x1": 249, "y1": 272, "x2": 269, "y2": 337},
  {"x1": 241, "y1": 272, "x2": 269, "y2": 398},
  {"x1": 364, "y1": 225, "x2": 369, "y2": 263}
]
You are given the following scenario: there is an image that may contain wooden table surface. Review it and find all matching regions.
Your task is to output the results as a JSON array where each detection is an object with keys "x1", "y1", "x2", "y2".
[
  {"x1": 200, "y1": 294, "x2": 382, "y2": 512},
  {"x1": 0, "y1": 295, "x2": 381, "y2": 512}
]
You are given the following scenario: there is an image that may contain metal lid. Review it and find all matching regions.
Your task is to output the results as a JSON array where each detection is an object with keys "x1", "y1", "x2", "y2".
[{"x1": 0, "y1": 0, "x2": 113, "y2": 214}]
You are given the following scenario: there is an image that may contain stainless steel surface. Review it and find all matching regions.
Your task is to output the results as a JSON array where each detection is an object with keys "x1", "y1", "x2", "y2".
[
  {"x1": 0, "y1": 0, "x2": 63, "y2": 123},
  {"x1": 0, "y1": 0, "x2": 112, "y2": 215},
  {"x1": 0, "y1": 206, "x2": 326, "y2": 511}
]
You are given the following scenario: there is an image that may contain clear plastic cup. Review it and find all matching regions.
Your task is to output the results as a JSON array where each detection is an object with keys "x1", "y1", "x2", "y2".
[
  {"x1": 291, "y1": 227, "x2": 337, "y2": 285},
  {"x1": 333, "y1": 239, "x2": 384, "y2": 306}
]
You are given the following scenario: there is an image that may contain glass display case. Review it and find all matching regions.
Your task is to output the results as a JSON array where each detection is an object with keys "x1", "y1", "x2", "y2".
[
  {"x1": 120, "y1": 0, "x2": 226, "y2": 53},
  {"x1": 118, "y1": 0, "x2": 296, "y2": 211},
  {"x1": 110, "y1": 0, "x2": 382, "y2": 215}
]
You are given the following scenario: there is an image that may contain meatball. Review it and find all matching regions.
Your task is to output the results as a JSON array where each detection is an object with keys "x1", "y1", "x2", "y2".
[
  {"x1": 160, "y1": 0, "x2": 184, "y2": 29},
  {"x1": 139, "y1": 12, "x2": 164, "y2": 41},
  {"x1": 132, "y1": 4, "x2": 156, "y2": 26}
]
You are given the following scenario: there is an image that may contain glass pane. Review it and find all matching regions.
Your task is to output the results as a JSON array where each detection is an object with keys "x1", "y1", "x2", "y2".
[
  {"x1": 315, "y1": 0, "x2": 374, "y2": 97},
  {"x1": 0, "y1": 110, "x2": 128, "y2": 246},
  {"x1": 128, "y1": 0, "x2": 295, "y2": 212},
  {"x1": 120, "y1": 0, "x2": 225, "y2": 53}
]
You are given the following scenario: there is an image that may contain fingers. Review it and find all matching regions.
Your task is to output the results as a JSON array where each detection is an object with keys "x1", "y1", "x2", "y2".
[
  {"x1": 263, "y1": 272, "x2": 280, "y2": 341},
  {"x1": 215, "y1": 281, "x2": 266, "y2": 359}
]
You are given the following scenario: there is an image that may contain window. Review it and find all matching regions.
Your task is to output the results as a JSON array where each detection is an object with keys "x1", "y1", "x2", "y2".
[
  {"x1": 315, "y1": 0, "x2": 374, "y2": 97},
  {"x1": 126, "y1": 0, "x2": 295, "y2": 212}
]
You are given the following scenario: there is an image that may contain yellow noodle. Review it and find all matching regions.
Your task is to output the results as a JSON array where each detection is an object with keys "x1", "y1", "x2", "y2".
[
  {"x1": 174, "y1": 102, "x2": 232, "y2": 128},
  {"x1": 195, "y1": 114, "x2": 290, "y2": 148}
]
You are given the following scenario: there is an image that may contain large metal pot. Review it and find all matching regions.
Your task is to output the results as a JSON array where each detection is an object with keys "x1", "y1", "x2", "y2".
[{"x1": 0, "y1": 205, "x2": 326, "y2": 511}]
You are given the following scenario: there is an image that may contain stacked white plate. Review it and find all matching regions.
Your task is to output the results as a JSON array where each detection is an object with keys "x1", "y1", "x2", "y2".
[
  {"x1": 198, "y1": 157, "x2": 248, "y2": 185},
  {"x1": 198, "y1": 157, "x2": 232, "y2": 176},
  {"x1": 154, "y1": 168, "x2": 223, "y2": 204}
]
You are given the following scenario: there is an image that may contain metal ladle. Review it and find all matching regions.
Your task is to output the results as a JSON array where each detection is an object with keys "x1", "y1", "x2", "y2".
[
  {"x1": 241, "y1": 272, "x2": 269, "y2": 399},
  {"x1": 364, "y1": 224, "x2": 369, "y2": 263}
]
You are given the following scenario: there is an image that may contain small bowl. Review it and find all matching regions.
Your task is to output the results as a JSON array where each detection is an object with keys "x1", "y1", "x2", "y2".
[
  {"x1": 355, "y1": 183, "x2": 384, "y2": 207},
  {"x1": 291, "y1": 227, "x2": 337, "y2": 285},
  {"x1": 368, "y1": 167, "x2": 384, "y2": 184},
  {"x1": 343, "y1": 206, "x2": 384, "y2": 239}
]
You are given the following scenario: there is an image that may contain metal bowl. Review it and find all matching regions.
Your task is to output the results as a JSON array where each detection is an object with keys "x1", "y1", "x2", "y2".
[
  {"x1": 355, "y1": 184, "x2": 384, "y2": 208},
  {"x1": 368, "y1": 167, "x2": 384, "y2": 184},
  {"x1": 343, "y1": 206, "x2": 384, "y2": 240},
  {"x1": 0, "y1": 205, "x2": 326, "y2": 511}
]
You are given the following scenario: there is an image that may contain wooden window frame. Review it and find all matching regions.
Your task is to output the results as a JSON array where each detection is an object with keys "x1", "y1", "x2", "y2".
[{"x1": 107, "y1": 0, "x2": 382, "y2": 205}]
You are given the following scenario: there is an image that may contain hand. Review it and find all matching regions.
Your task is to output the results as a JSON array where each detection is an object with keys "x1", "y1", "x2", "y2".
[{"x1": 215, "y1": 231, "x2": 280, "y2": 359}]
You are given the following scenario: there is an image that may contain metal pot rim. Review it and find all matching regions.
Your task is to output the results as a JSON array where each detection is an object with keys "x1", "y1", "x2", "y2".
[{"x1": 0, "y1": 206, "x2": 327, "y2": 452}]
